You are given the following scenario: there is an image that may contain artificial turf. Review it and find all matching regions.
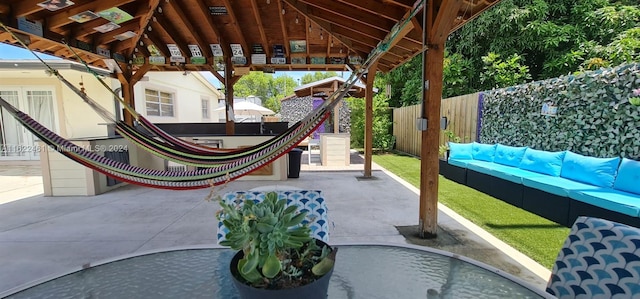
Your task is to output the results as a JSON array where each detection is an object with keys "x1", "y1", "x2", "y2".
[{"x1": 373, "y1": 151, "x2": 570, "y2": 269}]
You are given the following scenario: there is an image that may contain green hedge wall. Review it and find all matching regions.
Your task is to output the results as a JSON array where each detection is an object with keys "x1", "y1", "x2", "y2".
[{"x1": 481, "y1": 63, "x2": 640, "y2": 159}]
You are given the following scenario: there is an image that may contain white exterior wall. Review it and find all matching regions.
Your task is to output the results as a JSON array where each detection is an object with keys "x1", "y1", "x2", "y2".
[
  {"x1": 135, "y1": 72, "x2": 222, "y2": 123},
  {"x1": 0, "y1": 68, "x2": 117, "y2": 139}
]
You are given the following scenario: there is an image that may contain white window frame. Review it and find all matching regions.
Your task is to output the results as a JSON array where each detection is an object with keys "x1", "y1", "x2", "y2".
[
  {"x1": 144, "y1": 88, "x2": 175, "y2": 117},
  {"x1": 201, "y1": 97, "x2": 210, "y2": 120}
]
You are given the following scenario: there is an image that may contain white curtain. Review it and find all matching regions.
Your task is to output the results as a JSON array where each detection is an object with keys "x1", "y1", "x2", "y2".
[{"x1": 0, "y1": 90, "x2": 23, "y2": 157}]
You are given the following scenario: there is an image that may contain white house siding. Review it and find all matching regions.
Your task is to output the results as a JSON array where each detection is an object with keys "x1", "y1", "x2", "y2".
[
  {"x1": 0, "y1": 63, "x2": 221, "y2": 161},
  {"x1": 134, "y1": 72, "x2": 222, "y2": 123}
]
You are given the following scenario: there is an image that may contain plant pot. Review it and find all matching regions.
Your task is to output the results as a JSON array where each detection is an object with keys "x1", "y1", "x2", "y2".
[{"x1": 229, "y1": 240, "x2": 334, "y2": 299}]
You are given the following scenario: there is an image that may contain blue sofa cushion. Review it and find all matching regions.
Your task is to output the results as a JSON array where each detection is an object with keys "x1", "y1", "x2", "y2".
[
  {"x1": 522, "y1": 176, "x2": 601, "y2": 197},
  {"x1": 448, "y1": 158, "x2": 470, "y2": 168},
  {"x1": 494, "y1": 144, "x2": 528, "y2": 167},
  {"x1": 471, "y1": 143, "x2": 496, "y2": 162},
  {"x1": 490, "y1": 165, "x2": 545, "y2": 184},
  {"x1": 465, "y1": 160, "x2": 497, "y2": 175},
  {"x1": 448, "y1": 142, "x2": 473, "y2": 160},
  {"x1": 560, "y1": 151, "x2": 620, "y2": 188},
  {"x1": 568, "y1": 189, "x2": 640, "y2": 217},
  {"x1": 518, "y1": 149, "x2": 566, "y2": 177},
  {"x1": 613, "y1": 158, "x2": 640, "y2": 195}
]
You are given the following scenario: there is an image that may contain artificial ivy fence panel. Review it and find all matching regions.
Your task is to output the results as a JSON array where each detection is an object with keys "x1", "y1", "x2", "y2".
[{"x1": 481, "y1": 63, "x2": 640, "y2": 160}]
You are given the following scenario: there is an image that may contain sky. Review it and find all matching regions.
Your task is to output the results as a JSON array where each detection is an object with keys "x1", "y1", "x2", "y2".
[{"x1": 0, "y1": 43, "x2": 350, "y2": 88}]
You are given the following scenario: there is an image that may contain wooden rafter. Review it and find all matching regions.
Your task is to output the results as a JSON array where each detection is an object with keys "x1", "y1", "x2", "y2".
[
  {"x1": 222, "y1": 0, "x2": 250, "y2": 57},
  {"x1": 249, "y1": 0, "x2": 270, "y2": 57},
  {"x1": 165, "y1": 0, "x2": 213, "y2": 58},
  {"x1": 301, "y1": 1, "x2": 398, "y2": 32},
  {"x1": 277, "y1": 0, "x2": 291, "y2": 56},
  {"x1": 46, "y1": 0, "x2": 137, "y2": 29},
  {"x1": 152, "y1": 13, "x2": 190, "y2": 56},
  {"x1": 142, "y1": 30, "x2": 171, "y2": 57},
  {"x1": 94, "y1": 23, "x2": 140, "y2": 46}
]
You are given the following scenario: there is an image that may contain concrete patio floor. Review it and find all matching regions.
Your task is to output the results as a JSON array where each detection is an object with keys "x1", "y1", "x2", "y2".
[{"x1": 0, "y1": 153, "x2": 551, "y2": 295}]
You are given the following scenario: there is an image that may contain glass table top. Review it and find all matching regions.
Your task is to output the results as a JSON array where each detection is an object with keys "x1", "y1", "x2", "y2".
[{"x1": 2, "y1": 244, "x2": 554, "y2": 299}]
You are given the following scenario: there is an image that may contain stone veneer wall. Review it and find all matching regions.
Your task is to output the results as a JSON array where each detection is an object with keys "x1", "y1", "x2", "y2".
[{"x1": 280, "y1": 96, "x2": 351, "y2": 133}]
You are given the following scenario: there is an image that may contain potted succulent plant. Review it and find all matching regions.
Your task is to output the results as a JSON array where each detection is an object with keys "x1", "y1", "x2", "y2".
[{"x1": 217, "y1": 191, "x2": 336, "y2": 299}]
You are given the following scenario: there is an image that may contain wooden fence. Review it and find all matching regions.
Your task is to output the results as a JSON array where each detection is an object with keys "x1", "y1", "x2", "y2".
[{"x1": 393, "y1": 92, "x2": 480, "y2": 157}]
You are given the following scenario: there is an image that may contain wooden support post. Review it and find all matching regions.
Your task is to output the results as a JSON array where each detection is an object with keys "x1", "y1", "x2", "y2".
[
  {"x1": 364, "y1": 61, "x2": 378, "y2": 177},
  {"x1": 419, "y1": 0, "x2": 463, "y2": 238},
  {"x1": 224, "y1": 56, "x2": 235, "y2": 135},
  {"x1": 332, "y1": 80, "x2": 340, "y2": 134},
  {"x1": 116, "y1": 71, "x2": 135, "y2": 127},
  {"x1": 419, "y1": 43, "x2": 445, "y2": 238}
]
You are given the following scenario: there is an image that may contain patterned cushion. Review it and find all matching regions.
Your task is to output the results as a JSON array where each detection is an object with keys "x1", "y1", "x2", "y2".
[
  {"x1": 546, "y1": 217, "x2": 640, "y2": 299},
  {"x1": 217, "y1": 190, "x2": 329, "y2": 243}
]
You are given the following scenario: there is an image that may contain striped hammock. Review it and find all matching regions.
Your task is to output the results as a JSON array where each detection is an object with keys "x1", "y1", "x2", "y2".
[
  {"x1": 0, "y1": 95, "x2": 329, "y2": 189},
  {"x1": 0, "y1": 1, "x2": 423, "y2": 189}
]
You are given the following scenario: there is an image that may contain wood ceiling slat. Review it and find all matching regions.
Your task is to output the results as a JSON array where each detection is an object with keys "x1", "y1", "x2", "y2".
[
  {"x1": 249, "y1": 0, "x2": 270, "y2": 57},
  {"x1": 142, "y1": 30, "x2": 171, "y2": 57},
  {"x1": 0, "y1": 0, "x2": 502, "y2": 74},
  {"x1": 12, "y1": 0, "x2": 54, "y2": 17},
  {"x1": 221, "y1": 0, "x2": 250, "y2": 58},
  {"x1": 151, "y1": 13, "x2": 190, "y2": 56},
  {"x1": 166, "y1": 0, "x2": 213, "y2": 58},
  {"x1": 301, "y1": 0, "x2": 398, "y2": 32},
  {"x1": 94, "y1": 23, "x2": 140, "y2": 46},
  {"x1": 336, "y1": 0, "x2": 405, "y2": 22},
  {"x1": 47, "y1": 0, "x2": 137, "y2": 30},
  {"x1": 277, "y1": 0, "x2": 291, "y2": 56}
]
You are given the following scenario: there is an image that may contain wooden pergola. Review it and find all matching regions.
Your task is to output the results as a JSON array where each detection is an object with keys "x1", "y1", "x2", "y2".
[{"x1": 0, "y1": 0, "x2": 500, "y2": 237}]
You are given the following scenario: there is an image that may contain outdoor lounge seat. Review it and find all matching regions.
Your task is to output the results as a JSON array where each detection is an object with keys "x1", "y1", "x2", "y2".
[
  {"x1": 216, "y1": 190, "x2": 329, "y2": 243},
  {"x1": 546, "y1": 216, "x2": 640, "y2": 298}
]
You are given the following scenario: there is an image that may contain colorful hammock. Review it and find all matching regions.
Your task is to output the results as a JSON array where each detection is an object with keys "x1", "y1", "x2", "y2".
[{"x1": 0, "y1": 1, "x2": 424, "y2": 190}]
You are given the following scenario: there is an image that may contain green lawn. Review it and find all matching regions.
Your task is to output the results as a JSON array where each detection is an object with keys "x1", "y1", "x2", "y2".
[{"x1": 373, "y1": 152, "x2": 570, "y2": 269}]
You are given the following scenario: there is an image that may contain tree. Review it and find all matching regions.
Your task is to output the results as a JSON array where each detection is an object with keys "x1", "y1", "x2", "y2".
[
  {"x1": 380, "y1": 0, "x2": 639, "y2": 104},
  {"x1": 347, "y1": 76, "x2": 394, "y2": 151},
  {"x1": 480, "y1": 52, "x2": 531, "y2": 89},
  {"x1": 232, "y1": 72, "x2": 297, "y2": 113},
  {"x1": 300, "y1": 72, "x2": 339, "y2": 84}
]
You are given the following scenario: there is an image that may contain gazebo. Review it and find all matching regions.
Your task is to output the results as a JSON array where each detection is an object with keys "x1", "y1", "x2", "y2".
[{"x1": 0, "y1": 0, "x2": 501, "y2": 237}]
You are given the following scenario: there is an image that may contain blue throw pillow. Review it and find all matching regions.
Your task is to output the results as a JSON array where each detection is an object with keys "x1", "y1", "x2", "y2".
[
  {"x1": 493, "y1": 144, "x2": 528, "y2": 167},
  {"x1": 518, "y1": 149, "x2": 566, "y2": 176},
  {"x1": 448, "y1": 142, "x2": 473, "y2": 160},
  {"x1": 560, "y1": 151, "x2": 620, "y2": 188},
  {"x1": 471, "y1": 142, "x2": 497, "y2": 162},
  {"x1": 613, "y1": 158, "x2": 640, "y2": 195}
]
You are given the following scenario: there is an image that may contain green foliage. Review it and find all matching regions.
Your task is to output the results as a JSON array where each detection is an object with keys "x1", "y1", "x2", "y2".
[
  {"x1": 439, "y1": 130, "x2": 462, "y2": 158},
  {"x1": 381, "y1": 55, "x2": 422, "y2": 107},
  {"x1": 480, "y1": 52, "x2": 532, "y2": 89},
  {"x1": 217, "y1": 192, "x2": 334, "y2": 288},
  {"x1": 347, "y1": 89, "x2": 395, "y2": 151},
  {"x1": 234, "y1": 72, "x2": 343, "y2": 113},
  {"x1": 433, "y1": 0, "x2": 640, "y2": 95},
  {"x1": 300, "y1": 72, "x2": 339, "y2": 84},
  {"x1": 480, "y1": 63, "x2": 640, "y2": 159}
]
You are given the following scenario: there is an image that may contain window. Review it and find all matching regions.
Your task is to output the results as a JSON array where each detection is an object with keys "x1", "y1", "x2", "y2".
[
  {"x1": 201, "y1": 98, "x2": 210, "y2": 119},
  {"x1": 145, "y1": 89, "x2": 174, "y2": 117}
]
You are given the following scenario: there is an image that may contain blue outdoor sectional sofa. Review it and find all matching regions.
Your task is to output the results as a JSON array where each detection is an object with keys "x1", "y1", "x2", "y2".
[{"x1": 440, "y1": 142, "x2": 640, "y2": 228}]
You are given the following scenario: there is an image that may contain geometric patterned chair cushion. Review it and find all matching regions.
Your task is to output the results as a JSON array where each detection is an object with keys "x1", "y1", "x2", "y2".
[
  {"x1": 216, "y1": 190, "x2": 329, "y2": 243},
  {"x1": 546, "y1": 216, "x2": 640, "y2": 299}
]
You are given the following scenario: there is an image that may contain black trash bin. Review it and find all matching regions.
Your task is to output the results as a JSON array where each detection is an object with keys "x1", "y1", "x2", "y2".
[{"x1": 288, "y1": 148, "x2": 303, "y2": 178}]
